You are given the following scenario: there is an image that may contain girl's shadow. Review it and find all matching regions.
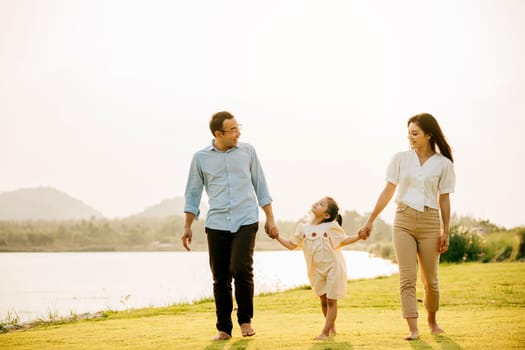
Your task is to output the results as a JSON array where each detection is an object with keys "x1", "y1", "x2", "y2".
[{"x1": 309, "y1": 341, "x2": 353, "y2": 350}]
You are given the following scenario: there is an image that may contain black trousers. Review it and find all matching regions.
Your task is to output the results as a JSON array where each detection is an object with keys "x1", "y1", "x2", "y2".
[{"x1": 206, "y1": 222, "x2": 258, "y2": 335}]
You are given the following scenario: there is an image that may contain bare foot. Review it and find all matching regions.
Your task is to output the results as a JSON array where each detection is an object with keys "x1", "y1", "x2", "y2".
[
  {"x1": 329, "y1": 328, "x2": 337, "y2": 336},
  {"x1": 404, "y1": 331, "x2": 420, "y2": 341},
  {"x1": 314, "y1": 333, "x2": 330, "y2": 341},
  {"x1": 212, "y1": 331, "x2": 231, "y2": 341},
  {"x1": 430, "y1": 323, "x2": 445, "y2": 335},
  {"x1": 240, "y1": 323, "x2": 256, "y2": 337}
]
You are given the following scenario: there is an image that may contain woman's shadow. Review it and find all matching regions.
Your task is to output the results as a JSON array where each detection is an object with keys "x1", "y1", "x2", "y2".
[{"x1": 408, "y1": 335, "x2": 463, "y2": 350}]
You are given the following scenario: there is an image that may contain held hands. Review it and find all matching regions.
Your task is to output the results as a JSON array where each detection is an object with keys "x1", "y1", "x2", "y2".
[
  {"x1": 264, "y1": 219, "x2": 279, "y2": 239},
  {"x1": 358, "y1": 222, "x2": 373, "y2": 240},
  {"x1": 181, "y1": 227, "x2": 192, "y2": 251}
]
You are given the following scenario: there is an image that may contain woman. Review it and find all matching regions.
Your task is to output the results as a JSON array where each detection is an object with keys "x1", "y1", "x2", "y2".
[{"x1": 359, "y1": 113, "x2": 455, "y2": 340}]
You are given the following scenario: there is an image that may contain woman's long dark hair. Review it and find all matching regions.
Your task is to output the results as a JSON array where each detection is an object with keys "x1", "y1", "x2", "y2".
[{"x1": 408, "y1": 113, "x2": 454, "y2": 163}]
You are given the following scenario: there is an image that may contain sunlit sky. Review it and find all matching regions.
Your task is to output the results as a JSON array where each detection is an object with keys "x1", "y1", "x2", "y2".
[{"x1": 2, "y1": 0, "x2": 524, "y2": 228}]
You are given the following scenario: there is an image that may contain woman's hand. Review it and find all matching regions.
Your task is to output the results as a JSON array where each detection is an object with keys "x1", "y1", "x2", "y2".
[
  {"x1": 438, "y1": 232, "x2": 450, "y2": 253},
  {"x1": 358, "y1": 223, "x2": 373, "y2": 240}
]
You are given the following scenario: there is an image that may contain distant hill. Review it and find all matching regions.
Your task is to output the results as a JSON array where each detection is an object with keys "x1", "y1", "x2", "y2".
[
  {"x1": 0, "y1": 187, "x2": 104, "y2": 220},
  {"x1": 132, "y1": 197, "x2": 207, "y2": 218}
]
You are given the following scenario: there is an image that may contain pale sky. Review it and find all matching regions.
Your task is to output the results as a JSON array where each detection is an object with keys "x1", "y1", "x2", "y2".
[{"x1": 2, "y1": 0, "x2": 524, "y2": 228}]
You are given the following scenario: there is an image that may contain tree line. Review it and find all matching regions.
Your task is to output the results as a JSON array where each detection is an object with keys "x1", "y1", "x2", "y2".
[{"x1": 0, "y1": 212, "x2": 523, "y2": 263}]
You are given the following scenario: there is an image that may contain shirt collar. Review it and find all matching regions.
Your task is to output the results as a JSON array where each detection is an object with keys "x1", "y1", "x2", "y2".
[{"x1": 207, "y1": 139, "x2": 238, "y2": 152}]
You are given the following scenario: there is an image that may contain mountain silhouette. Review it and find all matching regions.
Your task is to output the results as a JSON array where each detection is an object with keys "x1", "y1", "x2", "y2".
[
  {"x1": 0, "y1": 187, "x2": 104, "y2": 220},
  {"x1": 131, "y1": 197, "x2": 207, "y2": 218}
]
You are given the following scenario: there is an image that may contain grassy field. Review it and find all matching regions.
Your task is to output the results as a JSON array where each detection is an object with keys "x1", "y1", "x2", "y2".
[{"x1": 1, "y1": 262, "x2": 524, "y2": 349}]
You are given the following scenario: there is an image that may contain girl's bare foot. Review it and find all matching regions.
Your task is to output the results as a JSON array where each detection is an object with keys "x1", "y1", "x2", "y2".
[
  {"x1": 212, "y1": 331, "x2": 231, "y2": 341},
  {"x1": 314, "y1": 333, "x2": 330, "y2": 341}
]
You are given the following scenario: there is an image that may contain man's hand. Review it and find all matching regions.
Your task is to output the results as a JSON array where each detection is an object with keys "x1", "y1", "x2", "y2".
[
  {"x1": 264, "y1": 220, "x2": 279, "y2": 239},
  {"x1": 181, "y1": 227, "x2": 192, "y2": 251}
]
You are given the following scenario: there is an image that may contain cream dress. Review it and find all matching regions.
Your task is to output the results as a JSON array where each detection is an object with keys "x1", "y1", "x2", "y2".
[{"x1": 290, "y1": 221, "x2": 349, "y2": 299}]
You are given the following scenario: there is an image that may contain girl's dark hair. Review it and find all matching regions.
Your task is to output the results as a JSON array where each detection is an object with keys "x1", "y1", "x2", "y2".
[
  {"x1": 209, "y1": 111, "x2": 234, "y2": 136},
  {"x1": 323, "y1": 196, "x2": 343, "y2": 225},
  {"x1": 408, "y1": 113, "x2": 454, "y2": 163}
]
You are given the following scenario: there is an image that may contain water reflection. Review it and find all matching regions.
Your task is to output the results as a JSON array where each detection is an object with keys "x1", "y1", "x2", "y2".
[{"x1": 0, "y1": 251, "x2": 397, "y2": 323}]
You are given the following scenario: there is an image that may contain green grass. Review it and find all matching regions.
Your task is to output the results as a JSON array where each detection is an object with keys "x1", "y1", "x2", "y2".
[{"x1": 1, "y1": 262, "x2": 524, "y2": 349}]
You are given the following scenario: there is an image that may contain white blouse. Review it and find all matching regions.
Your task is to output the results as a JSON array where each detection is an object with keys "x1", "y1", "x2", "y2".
[{"x1": 386, "y1": 150, "x2": 455, "y2": 212}]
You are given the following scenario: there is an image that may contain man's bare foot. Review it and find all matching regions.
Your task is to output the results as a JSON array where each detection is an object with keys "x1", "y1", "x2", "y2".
[
  {"x1": 404, "y1": 331, "x2": 420, "y2": 341},
  {"x1": 212, "y1": 331, "x2": 231, "y2": 341},
  {"x1": 430, "y1": 323, "x2": 445, "y2": 334},
  {"x1": 240, "y1": 323, "x2": 256, "y2": 337},
  {"x1": 314, "y1": 333, "x2": 330, "y2": 341}
]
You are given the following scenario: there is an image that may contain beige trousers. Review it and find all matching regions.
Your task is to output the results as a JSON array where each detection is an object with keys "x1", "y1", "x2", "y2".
[{"x1": 393, "y1": 203, "x2": 441, "y2": 319}]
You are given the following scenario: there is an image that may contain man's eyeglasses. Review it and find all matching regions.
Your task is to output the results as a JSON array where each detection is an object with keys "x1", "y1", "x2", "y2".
[{"x1": 221, "y1": 124, "x2": 242, "y2": 134}]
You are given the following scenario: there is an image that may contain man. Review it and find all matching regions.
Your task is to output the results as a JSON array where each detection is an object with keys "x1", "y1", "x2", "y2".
[{"x1": 182, "y1": 111, "x2": 279, "y2": 341}]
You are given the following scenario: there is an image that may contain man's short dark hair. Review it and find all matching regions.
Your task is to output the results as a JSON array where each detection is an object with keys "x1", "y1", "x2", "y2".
[{"x1": 210, "y1": 111, "x2": 234, "y2": 136}]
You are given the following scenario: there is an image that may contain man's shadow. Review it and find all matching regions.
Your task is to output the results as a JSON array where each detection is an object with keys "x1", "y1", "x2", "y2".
[{"x1": 204, "y1": 338, "x2": 252, "y2": 350}]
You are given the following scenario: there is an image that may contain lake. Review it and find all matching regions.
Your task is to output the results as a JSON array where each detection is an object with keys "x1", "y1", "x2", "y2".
[{"x1": 0, "y1": 251, "x2": 398, "y2": 323}]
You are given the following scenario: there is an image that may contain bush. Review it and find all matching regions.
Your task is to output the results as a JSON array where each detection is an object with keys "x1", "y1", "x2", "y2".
[
  {"x1": 441, "y1": 226, "x2": 484, "y2": 263},
  {"x1": 512, "y1": 228, "x2": 525, "y2": 260},
  {"x1": 368, "y1": 242, "x2": 396, "y2": 261}
]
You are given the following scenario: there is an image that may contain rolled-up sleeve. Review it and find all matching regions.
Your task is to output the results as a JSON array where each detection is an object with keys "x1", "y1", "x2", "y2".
[
  {"x1": 184, "y1": 153, "x2": 204, "y2": 219},
  {"x1": 249, "y1": 146, "x2": 273, "y2": 207},
  {"x1": 439, "y1": 160, "x2": 456, "y2": 194},
  {"x1": 385, "y1": 152, "x2": 401, "y2": 185}
]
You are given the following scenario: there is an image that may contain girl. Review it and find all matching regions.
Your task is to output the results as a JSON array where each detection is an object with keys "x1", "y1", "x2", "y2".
[{"x1": 274, "y1": 196, "x2": 361, "y2": 340}]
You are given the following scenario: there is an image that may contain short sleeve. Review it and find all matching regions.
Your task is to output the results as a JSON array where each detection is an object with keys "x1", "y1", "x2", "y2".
[
  {"x1": 438, "y1": 159, "x2": 456, "y2": 194},
  {"x1": 289, "y1": 223, "x2": 305, "y2": 247},
  {"x1": 327, "y1": 222, "x2": 349, "y2": 248},
  {"x1": 385, "y1": 152, "x2": 402, "y2": 185}
]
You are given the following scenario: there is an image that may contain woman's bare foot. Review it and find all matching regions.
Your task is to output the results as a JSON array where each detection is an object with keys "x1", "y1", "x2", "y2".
[
  {"x1": 329, "y1": 327, "x2": 337, "y2": 336},
  {"x1": 240, "y1": 323, "x2": 256, "y2": 337},
  {"x1": 430, "y1": 323, "x2": 445, "y2": 334},
  {"x1": 404, "y1": 331, "x2": 420, "y2": 341},
  {"x1": 404, "y1": 317, "x2": 419, "y2": 340},
  {"x1": 428, "y1": 312, "x2": 445, "y2": 334},
  {"x1": 212, "y1": 331, "x2": 231, "y2": 341}
]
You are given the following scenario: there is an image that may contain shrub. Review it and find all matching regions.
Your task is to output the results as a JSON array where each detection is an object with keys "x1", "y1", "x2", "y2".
[
  {"x1": 441, "y1": 226, "x2": 484, "y2": 263},
  {"x1": 368, "y1": 242, "x2": 396, "y2": 261},
  {"x1": 512, "y1": 227, "x2": 525, "y2": 260}
]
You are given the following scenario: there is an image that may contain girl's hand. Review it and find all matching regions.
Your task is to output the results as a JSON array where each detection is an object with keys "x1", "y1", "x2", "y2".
[{"x1": 358, "y1": 223, "x2": 373, "y2": 240}]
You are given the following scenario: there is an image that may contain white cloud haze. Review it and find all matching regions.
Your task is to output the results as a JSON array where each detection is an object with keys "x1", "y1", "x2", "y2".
[{"x1": 2, "y1": 0, "x2": 524, "y2": 228}]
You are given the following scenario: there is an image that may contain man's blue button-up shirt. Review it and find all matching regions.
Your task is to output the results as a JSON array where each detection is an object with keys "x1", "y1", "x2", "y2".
[{"x1": 184, "y1": 141, "x2": 272, "y2": 233}]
